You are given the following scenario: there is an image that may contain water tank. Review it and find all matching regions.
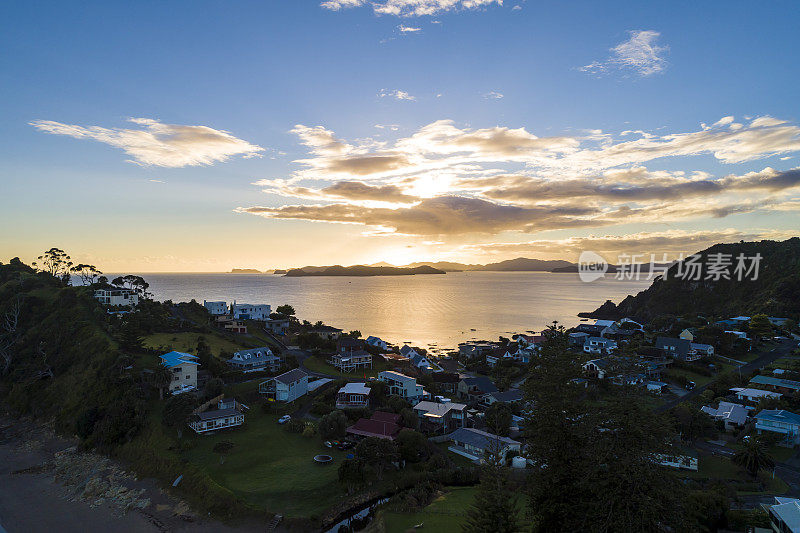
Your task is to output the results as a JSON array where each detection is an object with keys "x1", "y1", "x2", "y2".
[{"x1": 511, "y1": 456, "x2": 527, "y2": 469}]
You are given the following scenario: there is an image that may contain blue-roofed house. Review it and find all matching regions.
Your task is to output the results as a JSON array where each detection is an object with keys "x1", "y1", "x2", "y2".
[
  {"x1": 749, "y1": 375, "x2": 800, "y2": 395},
  {"x1": 160, "y1": 351, "x2": 200, "y2": 394},
  {"x1": 755, "y1": 410, "x2": 800, "y2": 447},
  {"x1": 448, "y1": 427, "x2": 521, "y2": 463}
]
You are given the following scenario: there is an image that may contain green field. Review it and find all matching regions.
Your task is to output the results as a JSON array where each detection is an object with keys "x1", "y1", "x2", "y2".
[
  {"x1": 182, "y1": 408, "x2": 349, "y2": 518},
  {"x1": 680, "y1": 455, "x2": 789, "y2": 494},
  {"x1": 143, "y1": 332, "x2": 244, "y2": 356},
  {"x1": 378, "y1": 486, "x2": 479, "y2": 532}
]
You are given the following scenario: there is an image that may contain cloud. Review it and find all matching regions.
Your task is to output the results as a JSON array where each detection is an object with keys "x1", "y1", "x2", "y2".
[
  {"x1": 580, "y1": 30, "x2": 668, "y2": 77},
  {"x1": 321, "y1": 0, "x2": 503, "y2": 17},
  {"x1": 256, "y1": 180, "x2": 421, "y2": 204},
  {"x1": 511, "y1": 5, "x2": 521, "y2": 10},
  {"x1": 379, "y1": 89, "x2": 417, "y2": 101},
  {"x1": 399, "y1": 24, "x2": 421, "y2": 32},
  {"x1": 30, "y1": 118, "x2": 264, "y2": 167},
  {"x1": 483, "y1": 91, "x2": 504, "y2": 99}
]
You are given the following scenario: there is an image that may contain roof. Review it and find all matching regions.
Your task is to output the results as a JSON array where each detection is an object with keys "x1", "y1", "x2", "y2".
[
  {"x1": 594, "y1": 320, "x2": 616, "y2": 327},
  {"x1": 337, "y1": 337, "x2": 364, "y2": 350},
  {"x1": 233, "y1": 347, "x2": 274, "y2": 358},
  {"x1": 587, "y1": 336, "x2": 616, "y2": 344},
  {"x1": 432, "y1": 372, "x2": 460, "y2": 383},
  {"x1": 656, "y1": 337, "x2": 690, "y2": 357},
  {"x1": 756, "y1": 410, "x2": 800, "y2": 426},
  {"x1": 346, "y1": 415, "x2": 400, "y2": 439},
  {"x1": 339, "y1": 382, "x2": 371, "y2": 395},
  {"x1": 750, "y1": 375, "x2": 800, "y2": 391},
  {"x1": 770, "y1": 498, "x2": 800, "y2": 532},
  {"x1": 379, "y1": 370, "x2": 416, "y2": 383},
  {"x1": 410, "y1": 353, "x2": 431, "y2": 367},
  {"x1": 232, "y1": 303, "x2": 269, "y2": 308},
  {"x1": 160, "y1": 351, "x2": 200, "y2": 368},
  {"x1": 449, "y1": 427, "x2": 520, "y2": 450},
  {"x1": 311, "y1": 324, "x2": 342, "y2": 332},
  {"x1": 371, "y1": 411, "x2": 401, "y2": 424},
  {"x1": 488, "y1": 389, "x2": 524, "y2": 403},
  {"x1": 273, "y1": 368, "x2": 309, "y2": 385},
  {"x1": 461, "y1": 376, "x2": 498, "y2": 394},
  {"x1": 690, "y1": 343, "x2": 713, "y2": 351},
  {"x1": 731, "y1": 387, "x2": 782, "y2": 399},
  {"x1": 195, "y1": 408, "x2": 240, "y2": 421},
  {"x1": 701, "y1": 401, "x2": 748, "y2": 425},
  {"x1": 414, "y1": 401, "x2": 466, "y2": 417},
  {"x1": 400, "y1": 345, "x2": 419, "y2": 356}
]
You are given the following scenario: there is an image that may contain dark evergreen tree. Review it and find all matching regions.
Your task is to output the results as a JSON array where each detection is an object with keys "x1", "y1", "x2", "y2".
[{"x1": 462, "y1": 447, "x2": 520, "y2": 533}]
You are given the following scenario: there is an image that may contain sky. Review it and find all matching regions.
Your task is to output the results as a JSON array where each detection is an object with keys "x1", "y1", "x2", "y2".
[{"x1": 1, "y1": 0, "x2": 799, "y2": 272}]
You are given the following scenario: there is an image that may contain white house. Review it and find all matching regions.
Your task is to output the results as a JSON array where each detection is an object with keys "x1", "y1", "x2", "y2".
[
  {"x1": 366, "y1": 336, "x2": 388, "y2": 350},
  {"x1": 755, "y1": 410, "x2": 800, "y2": 447},
  {"x1": 448, "y1": 427, "x2": 521, "y2": 463},
  {"x1": 731, "y1": 387, "x2": 782, "y2": 403},
  {"x1": 414, "y1": 400, "x2": 467, "y2": 433},
  {"x1": 203, "y1": 300, "x2": 228, "y2": 315},
  {"x1": 725, "y1": 330, "x2": 750, "y2": 340},
  {"x1": 378, "y1": 370, "x2": 426, "y2": 401},
  {"x1": 188, "y1": 398, "x2": 245, "y2": 434},
  {"x1": 259, "y1": 368, "x2": 309, "y2": 402},
  {"x1": 400, "y1": 345, "x2": 421, "y2": 359},
  {"x1": 701, "y1": 401, "x2": 749, "y2": 430},
  {"x1": 160, "y1": 351, "x2": 199, "y2": 394},
  {"x1": 94, "y1": 288, "x2": 138, "y2": 307},
  {"x1": 232, "y1": 303, "x2": 271, "y2": 321},
  {"x1": 583, "y1": 337, "x2": 618, "y2": 355},
  {"x1": 227, "y1": 347, "x2": 282, "y2": 373},
  {"x1": 765, "y1": 497, "x2": 800, "y2": 533},
  {"x1": 336, "y1": 382, "x2": 371, "y2": 409}
]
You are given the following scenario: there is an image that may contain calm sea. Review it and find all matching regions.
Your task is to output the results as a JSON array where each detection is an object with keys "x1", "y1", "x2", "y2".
[{"x1": 132, "y1": 272, "x2": 651, "y2": 350}]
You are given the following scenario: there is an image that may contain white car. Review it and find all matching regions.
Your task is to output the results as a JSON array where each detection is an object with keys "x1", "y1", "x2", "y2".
[{"x1": 278, "y1": 415, "x2": 292, "y2": 424}]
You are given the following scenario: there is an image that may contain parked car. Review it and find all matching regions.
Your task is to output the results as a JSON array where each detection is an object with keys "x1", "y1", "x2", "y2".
[{"x1": 278, "y1": 415, "x2": 292, "y2": 424}]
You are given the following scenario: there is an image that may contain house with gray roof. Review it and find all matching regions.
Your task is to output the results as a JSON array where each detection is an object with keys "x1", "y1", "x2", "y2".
[
  {"x1": 447, "y1": 427, "x2": 521, "y2": 463},
  {"x1": 656, "y1": 337, "x2": 695, "y2": 361},
  {"x1": 700, "y1": 401, "x2": 749, "y2": 430},
  {"x1": 765, "y1": 497, "x2": 800, "y2": 533},
  {"x1": 483, "y1": 389, "x2": 525, "y2": 406},
  {"x1": 457, "y1": 376, "x2": 499, "y2": 400},
  {"x1": 227, "y1": 347, "x2": 282, "y2": 373},
  {"x1": 259, "y1": 368, "x2": 309, "y2": 402},
  {"x1": 750, "y1": 375, "x2": 800, "y2": 395},
  {"x1": 188, "y1": 398, "x2": 245, "y2": 434}
]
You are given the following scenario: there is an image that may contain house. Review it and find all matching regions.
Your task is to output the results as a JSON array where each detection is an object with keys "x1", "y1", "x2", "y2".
[
  {"x1": 231, "y1": 303, "x2": 271, "y2": 320},
  {"x1": 750, "y1": 375, "x2": 800, "y2": 395},
  {"x1": 755, "y1": 410, "x2": 800, "y2": 447},
  {"x1": 458, "y1": 376, "x2": 499, "y2": 400},
  {"x1": 336, "y1": 382, "x2": 371, "y2": 409},
  {"x1": 264, "y1": 317, "x2": 290, "y2": 335},
  {"x1": 646, "y1": 381, "x2": 668, "y2": 394},
  {"x1": 94, "y1": 288, "x2": 138, "y2": 307},
  {"x1": 227, "y1": 347, "x2": 282, "y2": 373},
  {"x1": 679, "y1": 329, "x2": 695, "y2": 341},
  {"x1": 431, "y1": 372, "x2": 460, "y2": 394},
  {"x1": 221, "y1": 319, "x2": 247, "y2": 334},
  {"x1": 583, "y1": 337, "x2": 618, "y2": 355},
  {"x1": 346, "y1": 411, "x2": 401, "y2": 440},
  {"x1": 160, "y1": 351, "x2": 199, "y2": 393},
  {"x1": 769, "y1": 317, "x2": 791, "y2": 327},
  {"x1": 447, "y1": 427, "x2": 521, "y2": 463},
  {"x1": 203, "y1": 300, "x2": 228, "y2": 315},
  {"x1": 725, "y1": 330, "x2": 750, "y2": 340},
  {"x1": 482, "y1": 389, "x2": 524, "y2": 406},
  {"x1": 732, "y1": 387, "x2": 783, "y2": 403},
  {"x1": 188, "y1": 398, "x2": 245, "y2": 434},
  {"x1": 690, "y1": 343, "x2": 715, "y2": 357},
  {"x1": 310, "y1": 324, "x2": 343, "y2": 340},
  {"x1": 458, "y1": 342, "x2": 496, "y2": 358},
  {"x1": 583, "y1": 357, "x2": 611, "y2": 379},
  {"x1": 568, "y1": 331, "x2": 590, "y2": 347},
  {"x1": 259, "y1": 368, "x2": 309, "y2": 402},
  {"x1": 410, "y1": 352, "x2": 436, "y2": 371},
  {"x1": 400, "y1": 345, "x2": 421, "y2": 359},
  {"x1": 414, "y1": 401, "x2": 467, "y2": 433},
  {"x1": 329, "y1": 349, "x2": 373, "y2": 373},
  {"x1": 378, "y1": 371, "x2": 425, "y2": 401},
  {"x1": 573, "y1": 323, "x2": 607, "y2": 336},
  {"x1": 700, "y1": 401, "x2": 749, "y2": 430},
  {"x1": 656, "y1": 337, "x2": 697, "y2": 361},
  {"x1": 764, "y1": 496, "x2": 800, "y2": 533},
  {"x1": 366, "y1": 336, "x2": 388, "y2": 350},
  {"x1": 485, "y1": 347, "x2": 514, "y2": 368},
  {"x1": 512, "y1": 346, "x2": 537, "y2": 364},
  {"x1": 337, "y1": 337, "x2": 365, "y2": 353},
  {"x1": 514, "y1": 334, "x2": 544, "y2": 350}
]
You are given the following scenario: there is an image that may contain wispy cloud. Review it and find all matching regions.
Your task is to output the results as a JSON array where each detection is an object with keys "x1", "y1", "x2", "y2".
[
  {"x1": 580, "y1": 30, "x2": 668, "y2": 77},
  {"x1": 30, "y1": 118, "x2": 264, "y2": 167},
  {"x1": 398, "y1": 24, "x2": 421, "y2": 32},
  {"x1": 483, "y1": 91, "x2": 504, "y2": 99},
  {"x1": 379, "y1": 89, "x2": 417, "y2": 101},
  {"x1": 240, "y1": 115, "x2": 800, "y2": 236},
  {"x1": 321, "y1": 0, "x2": 502, "y2": 17}
]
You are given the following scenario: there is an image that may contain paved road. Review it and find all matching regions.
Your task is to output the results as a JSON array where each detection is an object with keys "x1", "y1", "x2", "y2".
[{"x1": 655, "y1": 337, "x2": 799, "y2": 413}]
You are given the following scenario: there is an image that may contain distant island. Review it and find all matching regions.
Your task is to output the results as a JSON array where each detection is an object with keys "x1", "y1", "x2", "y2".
[
  {"x1": 272, "y1": 269, "x2": 288, "y2": 275},
  {"x1": 284, "y1": 265, "x2": 446, "y2": 277},
  {"x1": 229, "y1": 268, "x2": 262, "y2": 274}
]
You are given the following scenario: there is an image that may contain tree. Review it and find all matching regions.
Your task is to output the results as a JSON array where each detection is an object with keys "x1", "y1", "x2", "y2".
[
  {"x1": 111, "y1": 275, "x2": 150, "y2": 298},
  {"x1": 275, "y1": 304, "x2": 295, "y2": 317},
  {"x1": 348, "y1": 330, "x2": 361, "y2": 338},
  {"x1": 203, "y1": 377, "x2": 224, "y2": 399},
  {"x1": 396, "y1": 429, "x2": 428, "y2": 463},
  {"x1": 0, "y1": 295, "x2": 22, "y2": 374},
  {"x1": 733, "y1": 437, "x2": 775, "y2": 477},
  {"x1": 118, "y1": 320, "x2": 144, "y2": 351},
  {"x1": 33, "y1": 247, "x2": 72, "y2": 283},
  {"x1": 319, "y1": 410, "x2": 348, "y2": 439},
  {"x1": 338, "y1": 458, "x2": 367, "y2": 494},
  {"x1": 462, "y1": 447, "x2": 520, "y2": 533},
  {"x1": 523, "y1": 323, "x2": 687, "y2": 532},
  {"x1": 213, "y1": 440, "x2": 235, "y2": 464},
  {"x1": 484, "y1": 402, "x2": 512, "y2": 436},
  {"x1": 162, "y1": 394, "x2": 196, "y2": 438},
  {"x1": 748, "y1": 314, "x2": 773, "y2": 340},
  {"x1": 153, "y1": 364, "x2": 173, "y2": 400},
  {"x1": 71, "y1": 264, "x2": 102, "y2": 286},
  {"x1": 399, "y1": 408, "x2": 418, "y2": 429},
  {"x1": 355, "y1": 437, "x2": 398, "y2": 481}
]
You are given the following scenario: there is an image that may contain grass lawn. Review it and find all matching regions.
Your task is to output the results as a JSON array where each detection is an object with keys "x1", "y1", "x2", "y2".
[
  {"x1": 181, "y1": 408, "x2": 349, "y2": 518},
  {"x1": 302, "y1": 355, "x2": 391, "y2": 378},
  {"x1": 680, "y1": 455, "x2": 789, "y2": 494},
  {"x1": 378, "y1": 486, "x2": 479, "y2": 533},
  {"x1": 143, "y1": 332, "x2": 244, "y2": 357}
]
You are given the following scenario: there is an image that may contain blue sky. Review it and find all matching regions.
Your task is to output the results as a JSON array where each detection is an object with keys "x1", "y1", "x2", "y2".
[{"x1": 1, "y1": 0, "x2": 799, "y2": 271}]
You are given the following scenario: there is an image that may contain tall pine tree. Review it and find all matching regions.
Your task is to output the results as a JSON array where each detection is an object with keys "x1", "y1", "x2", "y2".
[{"x1": 462, "y1": 447, "x2": 521, "y2": 533}]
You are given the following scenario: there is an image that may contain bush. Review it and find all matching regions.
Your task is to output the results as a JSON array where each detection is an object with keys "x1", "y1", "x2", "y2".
[{"x1": 285, "y1": 419, "x2": 306, "y2": 433}]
